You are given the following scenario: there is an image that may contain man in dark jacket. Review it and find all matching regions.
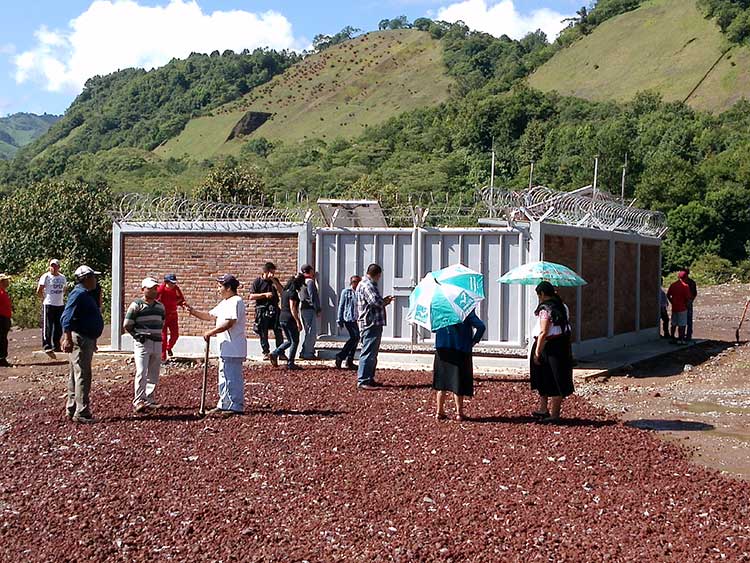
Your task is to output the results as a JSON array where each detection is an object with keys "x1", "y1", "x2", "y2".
[{"x1": 61, "y1": 265, "x2": 104, "y2": 423}]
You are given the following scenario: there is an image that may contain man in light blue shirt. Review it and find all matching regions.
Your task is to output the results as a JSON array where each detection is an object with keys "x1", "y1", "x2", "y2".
[{"x1": 335, "y1": 275, "x2": 361, "y2": 370}]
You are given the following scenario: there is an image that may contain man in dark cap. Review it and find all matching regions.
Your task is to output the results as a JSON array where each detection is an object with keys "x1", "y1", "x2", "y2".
[
  {"x1": 186, "y1": 274, "x2": 247, "y2": 416},
  {"x1": 157, "y1": 273, "x2": 186, "y2": 361}
]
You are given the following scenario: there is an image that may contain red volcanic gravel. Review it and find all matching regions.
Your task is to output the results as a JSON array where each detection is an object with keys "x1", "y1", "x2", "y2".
[{"x1": 1, "y1": 366, "x2": 749, "y2": 562}]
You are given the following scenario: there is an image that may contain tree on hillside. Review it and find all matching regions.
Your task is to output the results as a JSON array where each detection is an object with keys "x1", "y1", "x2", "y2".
[
  {"x1": 313, "y1": 26, "x2": 362, "y2": 52},
  {"x1": 194, "y1": 162, "x2": 268, "y2": 205},
  {"x1": 378, "y1": 16, "x2": 411, "y2": 30}
]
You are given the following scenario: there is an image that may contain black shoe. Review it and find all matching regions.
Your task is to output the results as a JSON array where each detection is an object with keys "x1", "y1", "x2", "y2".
[
  {"x1": 167, "y1": 349, "x2": 174, "y2": 358},
  {"x1": 357, "y1": 382, "x2": 378, "y2": 390},
  {"x1": 286, "y1": 364, "x2": 303, "y2": 371},
  {"x1": 335, "y1": 356, "x2": 343, "y2": 369},
  {"x1": 0, "y1": 359, "x2": 12, "y2": 368},
  {"x1": 263, "y1": 352, "x2": 271, "y2": 360},
  {"x1": 72, "y1": 414, "x2": 95, "y2": 424},
  {"x1": 346, "y1": 362, "x2": 357, "y2": 371},
  {"x1": 269, "y1": 354, "x2": 279, "y2": 367},
  {"x1": 278, "y1": 353, "x2": 288, "y2": 361}
]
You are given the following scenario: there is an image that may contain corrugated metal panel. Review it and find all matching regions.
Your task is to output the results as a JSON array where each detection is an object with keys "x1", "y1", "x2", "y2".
[{"x1": 317, "y1": 227, "x2": 529, "y2": 348}]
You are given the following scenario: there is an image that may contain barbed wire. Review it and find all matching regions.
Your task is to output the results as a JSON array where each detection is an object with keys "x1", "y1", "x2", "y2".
[
  {"x1": 481, "y1": 186, "x2": 667, "y2": 238},
  {"x1": 115, "y1": 193, "x2": 311, "y2": 226}
]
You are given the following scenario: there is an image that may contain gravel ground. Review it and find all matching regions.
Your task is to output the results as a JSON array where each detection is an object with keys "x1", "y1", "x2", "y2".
[{"x1": 1, "y1": 365, "x2": 749, "y2": 562}]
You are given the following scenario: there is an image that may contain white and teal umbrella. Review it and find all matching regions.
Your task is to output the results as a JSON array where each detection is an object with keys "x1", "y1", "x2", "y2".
[
  {"x1": 407, "y1": 264, "x2": 485, "y2": 332},
  {"x1": 498, "y1": 261, "x2": 587, "y2": 287}
]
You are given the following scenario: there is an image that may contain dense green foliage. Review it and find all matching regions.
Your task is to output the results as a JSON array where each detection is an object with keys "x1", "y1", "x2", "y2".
[
  {"x1": 312, "y1": 26, "x2": 362, "y2": 52},
  {"x1": 556, "y1": 1, "x2": 643, "y2": 46},
  {"x1": 699, "y1": 0, "x2": 750, "y2": 43},
  {"x1": 14, "y1": 49, "x2": 298, "y2": 178},
  {"x1": 0, "y1": 179, "x2": 113, "y2": 274},
  {"x1": 193, "y1": 160, "x2": 269, "y2": 204},
  {"x1": 0, "y1": 113, "x2": 59, "y2": 160}
]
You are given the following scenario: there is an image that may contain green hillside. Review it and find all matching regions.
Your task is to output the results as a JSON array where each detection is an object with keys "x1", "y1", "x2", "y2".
[
  {"x1": 157, "y1": 30, "x2": 454, "y2": 159},
  {"x1": 528, "y1": 0, "x2": 750, "y2": 112},
  {"x1": 0, "y1": 113, "x2": 59, "y2": 159}
]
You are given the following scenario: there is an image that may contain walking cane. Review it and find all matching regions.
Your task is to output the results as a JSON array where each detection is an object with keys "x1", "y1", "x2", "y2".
[
  {"x1": 198, "y1": 336, "x2": 210, "y2": 417},
  {"x1": 736, "y1": 299, "x2": 750, "y2": 344}
]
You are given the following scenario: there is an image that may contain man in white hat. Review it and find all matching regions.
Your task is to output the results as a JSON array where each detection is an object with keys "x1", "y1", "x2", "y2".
[
  {"x1": 124, "y1": 277, "x2": 166, "y2": 413},
  {"x1": 61, "y1": 265, "x2": 104, "y2": 423},
  {"x1": 37, "y1": 258, "x2": 67, "y2": 358}
]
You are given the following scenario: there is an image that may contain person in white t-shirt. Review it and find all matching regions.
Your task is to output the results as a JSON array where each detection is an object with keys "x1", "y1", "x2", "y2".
[
  {"x1": 36, "y1": 259, "x2": 67, "y2": 357},
  {"x1": 186, "y1": 274, "x2": 247, "y2": 416}
]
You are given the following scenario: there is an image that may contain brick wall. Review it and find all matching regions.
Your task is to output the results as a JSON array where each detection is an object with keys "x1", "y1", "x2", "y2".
[
  {"x1": 640, "y1": 245, "x2": 660, "y2": 329},
  {"x1": 581, "y1": 238, "x2": 610, "y2": 340},
  {"x1": 121, "y1": 233, "x2": 299, "y2": 337},
  {"x1": 543, "y1": 235, "x2": 578, "y2": 337},
  {"x1": 614, "y1": 242, "x2": 638, "y2": 335}
]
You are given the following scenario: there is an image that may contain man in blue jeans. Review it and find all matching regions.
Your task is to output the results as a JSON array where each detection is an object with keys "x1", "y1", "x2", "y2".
[
  {"x1": 355, "y1": 264, "x2": 393, "y2": 390},
  {"x1": 335, "y1": 275, "x2": 361, "y2": 370},
  {"x1": 684, "y1": 267, "x2": 698, "y2": 341}
]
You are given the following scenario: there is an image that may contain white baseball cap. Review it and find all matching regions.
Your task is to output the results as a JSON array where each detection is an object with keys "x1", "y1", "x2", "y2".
[
  {"x1": 49, "y1": 259, "x2": 60, "y2": 266},
  {"x1": 74, "y1": 265, "x2": 101, "y2": 279},
  {"x1": 141, "y1": 277, "x2": 159, "y2": 289}
]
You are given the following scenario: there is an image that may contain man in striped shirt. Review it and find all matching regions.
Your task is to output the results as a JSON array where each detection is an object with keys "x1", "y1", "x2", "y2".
[{"x1": 124, "y1": 277, "x2": 166, "y2": 413}]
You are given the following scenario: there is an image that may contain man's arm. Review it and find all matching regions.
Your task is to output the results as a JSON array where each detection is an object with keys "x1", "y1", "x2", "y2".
[
  {"x1": 336, "y1": 289, "x2": 347, "y2": 324},
  {"x1": 468, "y1": 312, "x2": 486, "y2": 344},
  {"x1": 36, "y1": 275, "x2": 45, "y2": 299},
  {"x1": 60, "y1": 291, "x2": 79, "y2": 352},
  {"x1": 308, "y1": 279, "x2": 322, "y2": 313},
  {"x1": 123, "y1": 302, "x2": 140, "y2": 338},
  {"x1": 175, "y1": 286, "x2": 186, "y2": 306},
  {"x1": 247, "y1": 280, "x2": 272, "y2": 301},
  {"x1": 185, "y1": 304, "x2": 214, "y2": 322}
]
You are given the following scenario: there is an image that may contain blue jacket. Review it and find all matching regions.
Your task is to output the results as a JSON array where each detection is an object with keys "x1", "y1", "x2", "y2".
[
  {"x1": 61, "y1": 284, "x2": 104, "y2": 339},
  {"x1": 337, "y1": 287, "x2": 358, "y2": 323},
  {"x1": 435, "y1": 311, "x2": 486, "y2": 354}
]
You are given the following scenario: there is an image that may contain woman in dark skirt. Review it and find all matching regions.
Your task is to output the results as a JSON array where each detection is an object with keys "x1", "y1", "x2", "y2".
[
  {"x1": 433, "y1": 310, "x2": 486, "y2": 421},
  {"x1": 530, "y1": 281, "x2": 574, "y2": 423}
]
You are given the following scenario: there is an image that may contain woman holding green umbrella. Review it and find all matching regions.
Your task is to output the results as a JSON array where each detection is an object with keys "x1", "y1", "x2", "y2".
[
  {"x1": 433, "y1": 310, "x2": 485, "y2": 421},
  {"x1": 530, "y1": 281, "x2": 574, "y2": 423}
]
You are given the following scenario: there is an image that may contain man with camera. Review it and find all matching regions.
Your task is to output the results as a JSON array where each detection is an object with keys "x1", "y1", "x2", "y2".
[{"x1": 249, "y1": 262, "x2": 284, "y2": 359}]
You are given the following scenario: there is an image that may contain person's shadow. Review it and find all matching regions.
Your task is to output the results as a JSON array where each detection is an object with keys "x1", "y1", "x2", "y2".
[{"x1": 470, "y1": 414, "x2": 617, "y2": 428}]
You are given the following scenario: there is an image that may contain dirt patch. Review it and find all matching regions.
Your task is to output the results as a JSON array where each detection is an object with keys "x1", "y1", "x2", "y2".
[{"x1": 580, "y1": 284, "x2": 750, "y2": 480}]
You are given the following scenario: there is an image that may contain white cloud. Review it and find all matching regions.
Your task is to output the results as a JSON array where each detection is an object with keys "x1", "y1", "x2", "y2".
[
  {"x1": 436, "y1": 0, "x2": 570, "y2": 41},
  {"x1": 13, "y1": 0, "x2": 304, "y2": 93},
  {"x1": 0, "y1": 43, "x2": 16, "y2": 55}
]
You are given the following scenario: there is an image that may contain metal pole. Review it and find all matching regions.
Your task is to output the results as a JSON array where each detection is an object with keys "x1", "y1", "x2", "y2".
[
  {"x1": 490, "y1": 137, "x2": 495, "y2": 218},
  {"x1": 529, "y1": 161, "x2": 535, "y2": 190},
  {"x1": 621, "y1": 153, "x2": 628, "y2": 204},
  {"x1": 593, "y1": 155, "x2": 599, "y2": 200}
]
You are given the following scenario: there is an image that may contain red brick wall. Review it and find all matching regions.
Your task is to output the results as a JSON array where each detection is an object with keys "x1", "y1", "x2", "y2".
[
  {"x1": 121, "y1": 233, "x2": 299, "y2": 336},
  {"x1": 581, "y1": 238, "x2": 610, "y2": 340},
  {"x1": 614, "y1": 242, "x2": 638, "y2": 335},
  {"x1": 543, "y1": 235, "x2": 579, "y2": 337},
  {"x1": 640, "y1": 245, "x2": 660, "y2": 329}
]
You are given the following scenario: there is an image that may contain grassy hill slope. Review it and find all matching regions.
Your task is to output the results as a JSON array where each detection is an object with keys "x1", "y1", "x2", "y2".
[
  {"x1": 0, "y1": 113, "x2": 60, "y2": 159},
  {"x1": 157, "y1": 30, "x2": 454, "y2": 159},
  {"x1": 528, "y1": 0, "x2": 750, "y2": 113}
]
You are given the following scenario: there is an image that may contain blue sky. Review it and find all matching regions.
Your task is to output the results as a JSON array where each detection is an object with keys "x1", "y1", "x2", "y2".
[{"x1": 0, "y1": 0, "x2": 580, "y2": 116}]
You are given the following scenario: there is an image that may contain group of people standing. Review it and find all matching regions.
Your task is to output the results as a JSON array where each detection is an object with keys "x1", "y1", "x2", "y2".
[
  {"x1": 662, "y1": 268, "x2": 698, "y2": 343},
  {"x1": 0, "y1": 258, "x2": 577, "y2": 425}
]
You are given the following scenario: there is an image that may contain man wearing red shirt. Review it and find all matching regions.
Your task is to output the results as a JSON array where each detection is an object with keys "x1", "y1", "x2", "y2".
[
  {"x1": 667, "y1": 270, "x2": 691, "y2": 344},
  {"x1": 0, "y1": 274, "x2": 12, "y2": 367},
  {"x1": 157, "y1": 273, "x2": 186, "y2": 361}
]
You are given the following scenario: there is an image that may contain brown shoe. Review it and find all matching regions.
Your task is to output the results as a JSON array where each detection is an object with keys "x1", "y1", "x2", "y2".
[
  {"x1": 357, "y1": 383, "x2": 378, "y2": 390},
  {"x1": 269, "y1": 354, "x2": 278, "y2": 367},
  {"x1": 134, "y1": 402, "x2": 150, "y2": 414}
]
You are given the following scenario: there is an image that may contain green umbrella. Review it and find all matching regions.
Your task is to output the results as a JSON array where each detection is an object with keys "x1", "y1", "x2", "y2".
[{"x1": 498, "y1": 260, "x2": 587, "y2": 287}]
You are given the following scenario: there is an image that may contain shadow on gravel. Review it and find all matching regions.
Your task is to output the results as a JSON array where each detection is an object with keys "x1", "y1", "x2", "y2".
[
  {"x1": 272, "y1": 409, "x2": 345, "y2": 418},
  {"x1": 381, "y1": 383, "x2": 432, "y2": 390},
  {"x1": 626, "y1": 419, "x2": 715, "y2": 432},
  {"x1": 470, "y1": 415, "x2": 617, "y2": 428},
  {"x1": 17, "y1": 361, "x2": 68, "y2": 367},
  {"x1": 621, "y1": 340, "x2": 736, "y2": 379},
  {"x1": 476, "y1": 376, "x2": 531, "y2": 384}
]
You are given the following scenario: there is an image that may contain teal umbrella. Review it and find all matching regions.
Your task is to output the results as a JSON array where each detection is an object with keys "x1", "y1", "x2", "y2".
[
  {"x1": 498, "y1": 261, "x2": 587, "y2": 287},
  {"x1": 407, "y1": 264, "x2": 485, "y2": 332}
]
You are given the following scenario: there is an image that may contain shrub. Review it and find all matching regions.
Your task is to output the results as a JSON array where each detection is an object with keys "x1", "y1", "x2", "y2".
[{"x1": 689, "y1": 254, "x2": 737, "y2": 286}]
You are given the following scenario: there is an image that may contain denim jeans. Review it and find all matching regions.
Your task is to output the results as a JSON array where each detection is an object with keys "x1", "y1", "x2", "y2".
[
  {"x1": 217, "y1": 356, "x2": 244, "y2": 412},
  {"x1": 272, "y1": 320, "x2": 300, "y2": 367},
  {"x1": 300, "y1": 307, "x2": 317, "y2": 358},
  {"x1": 357, "y1": 325, "x2": 383, "y2": 385},
  {"x1": 336, "y1": 321, "x2": 360, "y2": 363}
]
